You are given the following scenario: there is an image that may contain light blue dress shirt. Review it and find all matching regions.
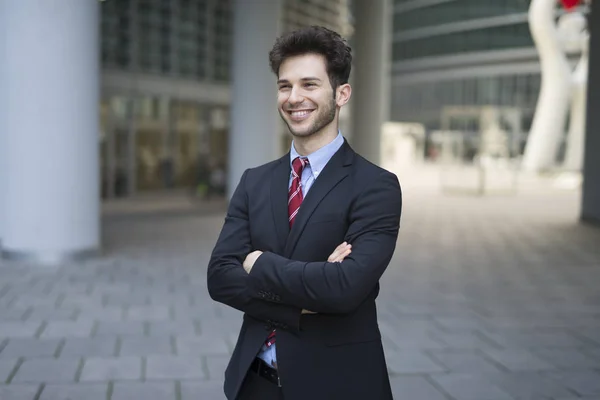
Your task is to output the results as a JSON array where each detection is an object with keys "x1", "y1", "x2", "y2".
[{"x1": 257, "y1": 132, "x2": 345, "y2": 368}]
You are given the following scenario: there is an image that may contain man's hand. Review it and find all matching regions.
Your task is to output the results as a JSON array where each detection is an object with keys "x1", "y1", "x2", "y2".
[
  {"x1": 328, "y1": 241, "x2": 352, "y2": 263},
  {"x1": 243, "y1": 250, "x2": 263, "y2": 273},
  {"x1": 302, "y1": 242, "x2": 352, "y2": 314}
]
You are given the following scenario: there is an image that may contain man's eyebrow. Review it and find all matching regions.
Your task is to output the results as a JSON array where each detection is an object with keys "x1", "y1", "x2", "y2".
[{"x1": 277, "y1": 77, "x2": 322, "y2": 84}]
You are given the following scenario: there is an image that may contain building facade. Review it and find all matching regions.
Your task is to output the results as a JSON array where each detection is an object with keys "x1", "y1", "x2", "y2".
[
  {"x1": 99, "y1": 0, "x2": 351, "y2": 199},
  {"x1": 390, "y1": 0, "x2": 544, "y2": 159}
]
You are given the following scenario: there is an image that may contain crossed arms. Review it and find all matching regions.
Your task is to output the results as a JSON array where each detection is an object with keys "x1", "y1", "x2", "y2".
[{"x1": 207, "y1": 169, "x2": 401, "y2": 329}]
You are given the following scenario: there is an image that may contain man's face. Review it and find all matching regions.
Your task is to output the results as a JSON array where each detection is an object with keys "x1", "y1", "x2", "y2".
[{"x1": 276, "y1": 53, "x2": 337, "y2": 138}]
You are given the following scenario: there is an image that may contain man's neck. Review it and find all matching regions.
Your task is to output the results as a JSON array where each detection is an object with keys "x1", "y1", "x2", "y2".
[{"x1": 293, "y1": 125, "x2": 339, "y2": 156}]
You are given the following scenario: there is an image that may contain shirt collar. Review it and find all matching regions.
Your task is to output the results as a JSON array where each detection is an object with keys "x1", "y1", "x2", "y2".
[{"x1": 290, "y1": 131, "x2": 344, "y2": 178}]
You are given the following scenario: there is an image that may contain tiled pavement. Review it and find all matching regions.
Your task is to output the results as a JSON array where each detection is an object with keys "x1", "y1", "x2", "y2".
[{"x1": 1, "y1": 169, "x2": 600, "y2": 399}]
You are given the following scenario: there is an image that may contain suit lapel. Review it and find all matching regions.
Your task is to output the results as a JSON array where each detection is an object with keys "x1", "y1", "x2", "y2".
[
  {"x1": 270, "y1": 155, "x2": 291, "y2": 253},
  {"x1": 283, "y1": 140, "x2": 354, "y2": 257}
]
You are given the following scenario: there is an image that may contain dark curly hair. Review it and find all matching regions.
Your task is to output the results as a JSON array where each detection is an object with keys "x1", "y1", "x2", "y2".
[{"x1": 269, "y1": 26, "x2": 352, "y2": 90}]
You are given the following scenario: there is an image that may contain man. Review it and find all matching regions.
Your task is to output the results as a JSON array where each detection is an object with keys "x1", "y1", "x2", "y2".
[{"x1": 207, "y1": 26, "x2": 402, "y2": 400}]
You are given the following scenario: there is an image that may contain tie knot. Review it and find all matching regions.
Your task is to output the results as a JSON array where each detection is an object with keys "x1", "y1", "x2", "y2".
[{"x1": 292, "y1": 157, "x2": 309, "y2": 176}]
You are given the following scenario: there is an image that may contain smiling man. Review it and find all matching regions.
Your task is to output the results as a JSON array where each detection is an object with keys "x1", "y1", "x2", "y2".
[{"x1": 207, "y1": 26, "x2": 402, "y2": 400}]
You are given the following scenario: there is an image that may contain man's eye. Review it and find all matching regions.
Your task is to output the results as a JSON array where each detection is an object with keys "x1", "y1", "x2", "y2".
[
  {"x1": 305, "y1": 83, "x2": 316, "y2": 87},
  {"x1": 279, "y1": 85, "x2": 290, "y2": 90}
]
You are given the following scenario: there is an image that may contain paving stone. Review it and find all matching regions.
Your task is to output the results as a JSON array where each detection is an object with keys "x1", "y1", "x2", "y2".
[
  {"x1": 484, "y1": 372, "x2": 574, "y2": 399},
  {"x1": 25, "y1": 308, "x2": 76, "y2": 322},
  {"x1": 385, "y1": 350, "x2": 446, "y2": 375},
  {"x1": 533, "y1": 349, "x2": 600, "y2": 368},
  {"x1": 206, "y1": 355, "x2": 229, "y2": 380},
  {"x1": 59, "y1": 295, "x2": 103, "y2": 310},
  {"x1": 75, "y1": 307, "x2": 124, "y2": 322},
  {"x1": 0, "y1": 384, "x2": 40, "y2": 400},
  {"x1": 112, "y1": 381, "x2": 176, "y2": 400},
  {"x1": 60, "y1": 337, "x2": 117, "y2": 358},
  {"x1": 0, "y1": 338, "x2": 61, "y2": 358},
  {"x1": 80, "y1": 357, "x2": 141, "y2": 381},
  {"x1": 12, "y1": 359, "x2": 79, "y2": 383},
  {"x1": 548, "y1": 371, "x2": 600, "y2": 396},
  {"x1": 429, "y1": 350, "x2": 505, "y2": 373},
  {"x1": 126, "y1": 306, "x2": 171, "y2": 321},
  {"x1": 0, "y1": 359, "x2": 19, "y2": 382},
  {"x1": 148, "y1": 321, "x2": 197, "y2": 336},
  {"x1": 482, "y1": 349, "x2": 556, "y2": 371},
  {"x1": 0, "y1": 308, "x2": 27, "y2": 321},
  {"x1": 383, "y1": 331, "x2": 447, "y2": 350},
  {"x1": 41, "y1": 321, "x2": 94, "y2": 338},
  {"x1": 105, "y1": 293, "x2": 149, "y2": 307},
  {"x1": 180, "y1": 380, "x2": 226, "y2": 400},
  {"x1": 39, "y1": 383, "x2": 108, "y2": 400},
  {"x1": 0, "y1": 322, "x2": 42, "y2": 338},
  {"x1": 175, "y1": 336, "x2": 229, "y2": 356},
  {"x1": 574, "y1": 329, "x2": 600, "y2": 346},
  {"x1": 13, "y1": 296, "x2": 61, "y2": 308},
  {"x1": 483, "y1": 331, "x2": 588, "y2": 348},
  {"x1": 553, "y1": 398, "x2": 600, "y2": 400},
  {"x1": 119, "y1": 336, "x2": 173, "y2": 356},
  {"x1": 95, "y1": 321, "x2": 144, "y2": 336},
  {"x1": 433, "y1": 317, "x2": 490, "y2": 332},
  {"x1": 432, "y1": 331, "x2": 500, "y2": 350},
  {"x1": 587, "y1": 348, "x2": 600, "y2": 360},
  {"x1": 145, "y1": 356, "x2": 206, "y2": 380},
  {"x1": 389, "y1": 376, "x2": 448, "y2": 400},
  {"x1": 431, "y1": 373, "x2": 514, "y2": 400}
]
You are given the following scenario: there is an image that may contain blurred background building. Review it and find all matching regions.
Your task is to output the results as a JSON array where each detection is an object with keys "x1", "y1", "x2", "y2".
[
  {"x1": 390, "y1": 0, "x2": 590, "y2": 167},
  {"x1": 99, "y1": 0, "x2": 352, "y2": 199}
]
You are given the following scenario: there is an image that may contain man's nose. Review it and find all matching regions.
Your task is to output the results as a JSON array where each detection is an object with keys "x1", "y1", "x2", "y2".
[{"x1": 287, "y1": 86, "x2": 304, "y2": 105}]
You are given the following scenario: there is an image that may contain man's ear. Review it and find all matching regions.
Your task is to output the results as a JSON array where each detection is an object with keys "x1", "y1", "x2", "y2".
[{"x1": 336, "y1": 83, "x2": 352, "y2": 107}]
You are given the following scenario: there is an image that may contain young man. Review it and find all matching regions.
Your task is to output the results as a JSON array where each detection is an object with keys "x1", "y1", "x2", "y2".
[{"x1": 207, "y1": 26, "x2": 402, "y2": 400}]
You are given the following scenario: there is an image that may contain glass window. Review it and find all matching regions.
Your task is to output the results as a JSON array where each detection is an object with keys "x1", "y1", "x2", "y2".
[
  {"x1": 393, "y1": 0, "x2": 528, "y2": 32},
  {"x1": 393, "y1": 23, "x2": 533, "y2": 61}
]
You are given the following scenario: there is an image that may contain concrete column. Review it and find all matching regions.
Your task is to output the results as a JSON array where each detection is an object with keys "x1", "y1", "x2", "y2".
[
  {"x1": 228, "y1": 0, "x2": 282, "y2": 197},
  {"x1": 350, "y1": 0, "x2": 392, "y2": 165},
  {"x1": 126, "y1": 98, "x2": 138, "y2": 196},
  {"x1": 0, "y1": 0, "x2": 6, "y2": 248},
  {"x1": 2, "y1": 0, "x2": 100, "y2": 264},
  {"x1": 581, "y1": 5, "x2": 600, "y2": 224}
]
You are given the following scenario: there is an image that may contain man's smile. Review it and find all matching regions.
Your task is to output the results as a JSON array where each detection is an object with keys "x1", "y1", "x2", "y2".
[{"x1": 287, "y1": 109, "x2": 315, "y2": 121}]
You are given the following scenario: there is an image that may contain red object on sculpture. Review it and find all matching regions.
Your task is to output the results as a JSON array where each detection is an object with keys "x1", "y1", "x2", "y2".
[{"x1": 560, "y1": 0, "x2": 581, "y2": 10}]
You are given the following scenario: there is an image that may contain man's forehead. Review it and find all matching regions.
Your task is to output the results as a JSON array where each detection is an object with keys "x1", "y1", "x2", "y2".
[{"x1": 278, "y1": 54, "x2": 328, "y2": 80}]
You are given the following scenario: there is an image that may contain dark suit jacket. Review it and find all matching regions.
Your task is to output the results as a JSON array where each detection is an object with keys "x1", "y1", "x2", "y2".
[{"x1": 207, "y1": 140, "x2": 402, "y2": 400}]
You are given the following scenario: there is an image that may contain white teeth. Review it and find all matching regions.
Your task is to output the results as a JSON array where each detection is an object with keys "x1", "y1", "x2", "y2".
[{"x1": 290, "y1": 110, "x2": 312, "y2": 117}]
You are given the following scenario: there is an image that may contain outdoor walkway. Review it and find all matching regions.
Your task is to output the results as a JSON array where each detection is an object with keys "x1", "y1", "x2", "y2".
[{"x1": 1, "y1": 167, "x2": 600, "y2": 400}]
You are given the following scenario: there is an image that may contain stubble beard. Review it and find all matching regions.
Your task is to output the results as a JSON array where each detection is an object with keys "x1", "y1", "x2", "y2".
[{"x1": 280, "y1": 95, "x2": 337, "y2": 139}]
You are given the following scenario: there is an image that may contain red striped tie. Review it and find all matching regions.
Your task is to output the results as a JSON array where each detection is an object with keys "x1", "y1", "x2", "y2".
[{"x1": 265, "y1": 156, "x2": 309, "y2": 348}]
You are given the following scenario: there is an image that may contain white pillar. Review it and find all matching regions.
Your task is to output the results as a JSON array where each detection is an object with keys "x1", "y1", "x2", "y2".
[
  {"x1": 522, "y1": 0, "x2": 572, "y2": 172},
  {"x1": 0, "y1": 0, "x2": 6, "y2": 248},
  {"x1": 350, "y1": 0, "x2": 392, "y2": 165},
  {"x1": 228, "y1": 0, "x2": 281, "y2": 196},
  {"x1": 2, "y1": 0, "x2": 100, "y2": 264}
]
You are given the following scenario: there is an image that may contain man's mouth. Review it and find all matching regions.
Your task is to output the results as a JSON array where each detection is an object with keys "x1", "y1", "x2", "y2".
[{"x1": 287, "y1": 109, "x2": 314, "y2": 122}]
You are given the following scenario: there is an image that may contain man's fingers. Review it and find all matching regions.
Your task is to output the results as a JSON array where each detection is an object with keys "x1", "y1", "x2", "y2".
[
  {"x1": 328, "y1": 245, "x2": 349, "y2": 262},
  {"x1": 328, "y1": 243, "x2": 351, "y2": 262},
  {"x1": 329, "y1": 247, "x2": 352, "y2": 263}
]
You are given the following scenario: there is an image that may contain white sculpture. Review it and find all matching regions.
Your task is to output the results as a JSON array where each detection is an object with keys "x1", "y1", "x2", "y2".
[{"x1": 522, "y1": 0, "x2": 590, "y2": 172}]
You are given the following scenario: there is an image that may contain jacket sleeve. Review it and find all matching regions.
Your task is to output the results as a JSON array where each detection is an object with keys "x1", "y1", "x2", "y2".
[
  {"x1": 206, "y1": 169, "x2": 302, "y2": 331},
  {"x1": 247, "y1": 171, "x2": 402, "y2": 314}
]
